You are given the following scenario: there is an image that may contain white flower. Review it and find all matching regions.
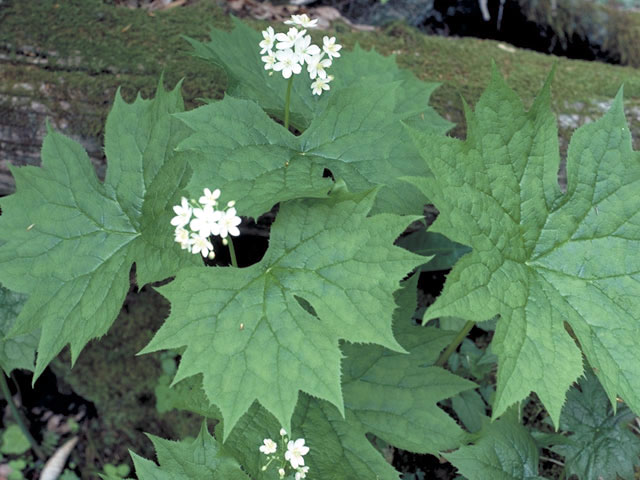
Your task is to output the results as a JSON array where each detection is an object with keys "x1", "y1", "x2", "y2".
[
  {"x1": 274, "y1": 49, "x2": 302, "y2": 79},
  {"x1": 259, "y1": 26, "x2": 276, "y2": 54},
  {"x1": 259, "y1": 438, "x2": 277, "y2": 455},
  {"x1": 275, "y1": 27, "x2": 306, "y2": 50},
  {"x1": 174, "y1": 227, "x2": 191, "y2": 251},
  {"x1": 280, "y1": 428, "x2": 287, "y2": 436},
  {"x1": 278, "y1": 468, "x2": 286, "y2": 478},
  {"x1": 285, "y1": 439, "x2": 309, "y2": 469},
  {"x1": 227, "y1": 200, "x2": 236, "y2": 208},
  {"x1": 296, "y1": 466, "x2": 309, "y2": 480},
  {"x1": 310, "y1": 75, "x2": 333, "y2": 96},
  {"x1": 286, "y1": 14, "x2": 318, "y2": 28},
  {"x1": 262, "y1": 51, "x2": 277, "y2": 70},
  {"x1": 190, "y1": 233, "x2": 213, "y2": 258},
  {"x1": 219, "y1": 207, "x2": 241, "y2": 238},
  {"x1": 294, "y1": 34, "x2": 320, "y2": 65},
  {"x1": 189, "y1": 205, "x2": 222, "y2": 238},
  {"x1": 307, "y1": 54, "x2": 331, "y2": 79},
  {"x1": 199, "y1": 188, "x2": 220, "y2": 207},
  {"x1": 170, "y1": 197, "x2": 192, "y2": 228},
  {"x1": 322, "y1": 36, "x2": 342, "y2": 59}
]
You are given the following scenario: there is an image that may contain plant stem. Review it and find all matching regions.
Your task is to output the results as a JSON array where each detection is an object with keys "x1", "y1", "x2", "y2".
[
  {"x1": 284, "y1": 76, "x2": 293, "y2": 131},
  {"x1": 227, "y1": 237, "x2": 238, "y2": 268},
  {"x1": 540, "y1": 455, "x2": 565, "y2": 467},
  {"x1": 435, "y1": 320, "x2": 476, "y2": 367},
  {"x1": 0, "y1": 371, "x2": 45, "y2": 460}
]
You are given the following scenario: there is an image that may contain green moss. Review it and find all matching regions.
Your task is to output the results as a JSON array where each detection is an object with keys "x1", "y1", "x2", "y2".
[
  {"x1": 2, "y1": 0, "x2": 640, "y2": 147},
  {"x1": 0, "y1": 0, "x2": 229, "y2": 140}
]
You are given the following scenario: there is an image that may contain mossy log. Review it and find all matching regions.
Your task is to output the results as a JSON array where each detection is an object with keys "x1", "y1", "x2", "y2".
[{"x1": 2, "y1": 0, "x2": 640, "y2": 197}]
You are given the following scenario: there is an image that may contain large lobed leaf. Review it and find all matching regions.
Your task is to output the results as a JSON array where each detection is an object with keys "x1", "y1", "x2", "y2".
[
  {"x1": 184, "y1": 18, "x2": 452, "y2": 133},
  {"x1": 178, "y1": 20, "x2": 453, "y2": 217},
  {"x1": 396, "y1": 229, "x2": 472, "y2": 272},
  {"x1": 131, "y1": 423, "x2": 250, "y2": 479},
  {"x1": 157, "y1": 279, "x2": 475, "y2": 478},
  {"x1": 407, "y1": 67, "x2": 640, "y2": 426},
  {"x1": 220, "y1": 325, "x2": 474, "y2": 479},
  {"x1": 445, "y1": 414, "x2": 545, "y2": 480},
  {"x1": 0, "y1": 82, "x2": 197, "y2": 379},
  {"x1": 176, "y1": 86, "x2": 440, "y2": 217},
  {"x1": 141, "y1": 188, "x2": 425, "y2": 439},
  {"x1": 551, "y1": 372, "x2": 640, "y2": 480}
]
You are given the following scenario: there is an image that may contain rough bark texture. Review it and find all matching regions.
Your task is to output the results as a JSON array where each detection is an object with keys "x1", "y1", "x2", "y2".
[
  {"x1": 0, "y1": 0, "x2": 228, "y2": 195},
  {"x1": 0, "y1": 64, "x2": 106, "y2": 194}
]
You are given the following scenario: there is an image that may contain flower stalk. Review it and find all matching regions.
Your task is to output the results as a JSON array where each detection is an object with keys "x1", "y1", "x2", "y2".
[
  {"x1": 284, "y1": 76, "x2": 293, "y2": 130},
  {"x1": 227, "y1": 236, "x2": 239, "y2": 268},
  {"x1": 435, "y1": 320, "x2": 476, "y2": 367}
]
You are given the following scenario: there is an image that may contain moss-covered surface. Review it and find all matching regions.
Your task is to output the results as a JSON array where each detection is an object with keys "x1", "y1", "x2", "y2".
[
  {"x1": 2, "y1": 0, "x2": 640, "y2": 145},
  {"x1": 517, "y1": 0, "x2": 640, "y2": 67},
  {"x1": 3, "y1": 0, "x2": 640, "y2": 476}
]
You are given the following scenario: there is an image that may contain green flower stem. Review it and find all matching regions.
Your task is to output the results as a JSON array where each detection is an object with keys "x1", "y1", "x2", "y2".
[
  {"x1": 0, "y1": 371, "x2": 45, "y2": 460},
  {"x1": 435, "y1": 320, "x2": 476, "y2": 368},
  {"x1": 227, "y1": 237, "x2": 239, "y2": 268},
  {"x1": 284, "y1": 76, "x2": 293, "y2": 131}
]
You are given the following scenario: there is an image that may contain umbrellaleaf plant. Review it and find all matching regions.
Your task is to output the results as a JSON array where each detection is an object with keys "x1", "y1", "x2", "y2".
[{"x1": 1, "y1": 12, "x2": 639, "y2": 480}]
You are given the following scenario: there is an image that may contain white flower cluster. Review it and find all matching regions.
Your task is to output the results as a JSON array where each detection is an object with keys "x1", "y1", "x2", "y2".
[
  {"x1": 259, "y1": 14, "x2": 342, "y2": 95},
  {"x1": 170, "y1": 188, "x2": 241, "y2": 259},
  {"x1": 259, "y1": 428, "x2": 310, "y2": 479}
]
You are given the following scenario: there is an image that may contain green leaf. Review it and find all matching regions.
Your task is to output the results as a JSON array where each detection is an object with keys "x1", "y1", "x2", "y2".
[
  {"x1": 451, "y1": 390, "x2": 488, "y2": 433},
  {"x1": 176, "y1": 83, "x2": 438, "y2": 217},
  {"x1": 1, "y1": 425, "x2": 30, "y2": 455},
  {"x1": 184, "y1": 19, "x2": 452, "y2": 133},
  {"x1": 155, "y1": 374, "x2": 221, "y2": 420},
  {"x1": 550, "y1": 372, "x2": 640, "y2": 480},
  {"x1": 178, "y1": 21, "x2": 453, "y2": 216},
  {"x1": 130, "y1": 423, "x2": 250, "y2": 479},
  {"x1": 174, "y1": 96, "x2": 332, "y2": 220},
  {"x1": 154, "y1": 279, "x2": 474, "y2": 478},
  {"x1": 445, "y1": 416, "x2": 545, "y2": 480},
  {"x1": 221, "y1": 398, "x2": 401, "y2": 480},
  {"x1": 220, "y1": 326, "x2": 475, "y2": 479},
  {"x1": 217, "y1": 279, "x2": 474, "y2": 479},
  {"x1": 448, "y1": 338, "x2": 498, "y2": 382},
  {"x1": 0, "y1": 284, "x2": 36, "y2": 373},
  {"x1": 299, "y1": 81, "x2": 438, "y2": 215},
  {"x1": 0, "y1": 81, "x2": 197, "y2": 379},
  {"x1": 340, "y1": 321, "x2": 476, "y2": 456},
  {"x1": 406, "y1": 67, "x2": 640, "y2": 426},
  {"x1": 142, "y1": 189, "x2": 424, "y2": 438},
  {"x1": 396, "y1": 229, "x2": 471, "y2": 271}
]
